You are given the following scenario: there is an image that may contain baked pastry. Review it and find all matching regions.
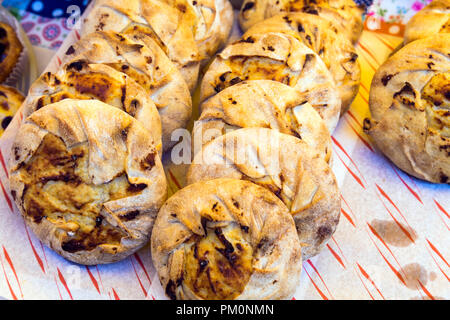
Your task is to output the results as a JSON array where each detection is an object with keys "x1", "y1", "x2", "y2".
[
  {"x1": 404, "y1": 0, "x2": 450, "y2": 45},
  {"x1": 188, "y1": 128, "x2": 340, "y2": 259},
  {"x1": 366, "y1": 34, "x2": 450, "y2": 184},
  {"x1": 82, "y1": 0, "x2": 213, "y2": 91},
  {"x1": 239, "y1": 0, "x2": 364, "y2": 44},
  {"x1": 195, "y1": 80, "x2": 333, "y2": 163},
  {"x1": 0, "y1": 84, "x2": 24, "y2": 135},
  {"x1": 0, "y1": 22, "x2": 23, "y2": 83},
  {"x1": 199, "y1": 32, "x2": 340, "y2": 117},
  {"x1": 199, "y1": 79, "x2": 339, "y2": 132},
  {"x1": 187, "y1": 0, "x2": 234, "y2": 60},
  {"x1": 22, "y1": 62, "x2": 162, "y2": 148},
  {"x1": 9, "y1": 99, "x2": 168, "y2": 265},
  {"x1": 244, "y1": 13, "x2": 360, "y2": 115},
  {"x1": 62, "y1": 31, "x2": 192, "y2": 151},
  {"x1": 151, "y1": 178, "x2": 302, "y2": 300}
]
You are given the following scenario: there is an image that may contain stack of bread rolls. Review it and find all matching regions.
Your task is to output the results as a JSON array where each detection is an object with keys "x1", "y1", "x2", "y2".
[
  {"x1": 9, "y1": 0, "x2": 369, "y2": 300},
  {"x1": 365, "y1": 0, "x2": 450, "y2": 184}
]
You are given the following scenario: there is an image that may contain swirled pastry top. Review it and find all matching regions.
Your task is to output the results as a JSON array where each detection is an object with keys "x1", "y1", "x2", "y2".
[
  {"x1": 151, "y1": 178, "x2": 302, "y2": 300},
  {"x1": 22, "y1": 61, "x2": 161, "y2": 149},
  {"x1": 188, "y1": 128, "x2": 340, "y2": 259},
  {"x1": 0, "y1": 22, "x2": 23, "y2": 83},
  {"x1": 367, "y1": 35, "x2": 450, "y2": 184},
  {"x1": 199, "y1": 32, "x2": 340, "y2": 116},
  {"x1": 404, "y1": 0, "x2": 450, "y2": 45},
  {"x1": 0, "y1": 85, "x2": 24, "y2": 136},
  {"x1": 238, "y1": 0, "x2": 364, "y2": 44},
  {"x1": 9, "y1": 99, "x2": 168, "y2": 265},
  {"x1": 62, "y1": 31, "x2": 191, "y2": 151},
  {"x1": 82, "y1": 0, "x2": 201, "y2": 91},
  {"x1": 195, "y1": 80, "x2": 333, "y2": 163},
  {"x1": 243, "y1": 13, "x2": 360, "y2": 115}
]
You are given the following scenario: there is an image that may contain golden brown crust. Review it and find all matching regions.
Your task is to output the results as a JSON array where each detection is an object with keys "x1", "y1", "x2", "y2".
[
  {"x1": 0, "y1": 84, "x2": 24, "y2": 135},
  {"x1": 187, "y1": 0, "x2": 235, "y2": 60},
  {"x1": 151, "y1": 178, "x2": 302, "y2": 300},
  {"x1": 0, "y1": 22, "x2": 23, "y2": 83},
  {"x1": 82, "y1": 0, "x2": 201, "y2": 91},
  {"x1": 23, "y1": 62, "x2": 162, "y2": 148},
  {"x1": 9, "y1": 99, "x2": 168, "y2": 265},
  {"x1": 199, "y1": 32, "x2": 340, "y2": 118},
  {"x1": 239, "y1": 0, "x2": 364, "y2": 44},
  {"x1": 404, "y1": 0, "x2": 450, "y2": 45},
  {"x1": 367, "y1": 35, "x2": 450, "y2": 184},
  {"x1": 195, "y1": 80, "x2": 333, "y2": 163},
  {"x1": 62, "y1": 31, "x2": 192, "y2": 151},
  {"x1": 244, "y1": 13, "x2": 360, "y2": 115},
  {"x1": 188, "y1": 128, "x2": 340, "y2": 259}
]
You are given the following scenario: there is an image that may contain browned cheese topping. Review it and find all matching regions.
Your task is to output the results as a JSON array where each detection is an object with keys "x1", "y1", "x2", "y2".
[
  {"x1": 183, "y1": 221, "x2": 253, "y2": 300},
  {"x1": 122, "y1": 25, "x2": 169, "y2": 56},
  {"x1": 440, "y1": 18, "x2": 450, "y2": 34},
  {"x1": 19, "y1": 134, "x2": 147, "y2": 253}
]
